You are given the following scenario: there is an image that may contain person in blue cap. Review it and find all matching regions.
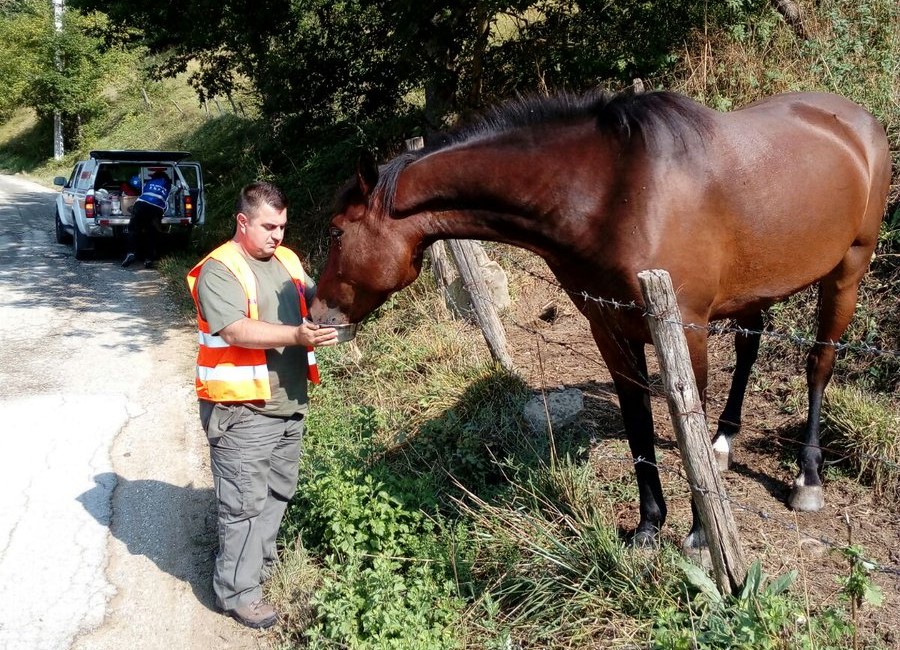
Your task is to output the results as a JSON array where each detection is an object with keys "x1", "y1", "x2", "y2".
[
  {"x1": 120, "y1": 175, "x2": 142, "y2": 197},
  {"x1": 122, "y1": 169, "x2": 171, "y2": 268}
]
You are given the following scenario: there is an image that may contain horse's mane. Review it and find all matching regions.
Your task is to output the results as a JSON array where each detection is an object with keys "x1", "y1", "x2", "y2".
[{"x1": 376, "y1": 89, "x2": 713, "y2": 215}]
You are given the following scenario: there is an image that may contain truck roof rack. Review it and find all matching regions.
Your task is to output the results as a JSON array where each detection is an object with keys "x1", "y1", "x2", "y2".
[{"x1": 89, "y1": 150, "x2": 192, "y2": 162}]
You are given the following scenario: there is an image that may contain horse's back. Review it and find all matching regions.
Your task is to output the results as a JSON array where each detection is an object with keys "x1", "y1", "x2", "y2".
[
  {"x1": 642, "y1": 92, "x2": 890, "y2": 319},
  {"x1": 731, "y1": 91, "x2": 889, "y2": 165}
]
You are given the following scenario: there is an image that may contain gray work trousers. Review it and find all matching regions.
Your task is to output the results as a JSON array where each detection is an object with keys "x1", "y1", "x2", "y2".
[{"x1": 199, "y1": 400, "x2": 305, "y2": 611}]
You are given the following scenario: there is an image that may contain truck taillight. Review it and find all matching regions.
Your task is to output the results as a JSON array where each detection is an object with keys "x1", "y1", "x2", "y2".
[
  {"x1": 184, "y1": 194, "x2": 194, "y2": 220},
  {"x1": 85, "y1": 195, "x2": 95, "y2": 219}
]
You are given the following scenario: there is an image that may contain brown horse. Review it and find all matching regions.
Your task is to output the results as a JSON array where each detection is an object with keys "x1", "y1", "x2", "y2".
[{"x1": 309, "y1": 89, "x2": 891, "y2": 548}]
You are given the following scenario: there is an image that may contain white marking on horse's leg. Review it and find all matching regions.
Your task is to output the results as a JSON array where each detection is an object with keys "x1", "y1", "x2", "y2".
[
  {"x1": 711, "y1": 434, "x2": 733, "y2": 471},
  {"x1": 682, "y1": 528, "x2": 712, "y2": 570},
  {"x1": 788, "y1": 474, "x2": 824, "y2": 511}
]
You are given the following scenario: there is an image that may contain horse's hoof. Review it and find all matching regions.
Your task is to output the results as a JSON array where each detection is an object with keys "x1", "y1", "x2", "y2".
[
  {"x1": 631, "y1": 529, "x2": 659, "y2": 548},
  {"x1": 789, "y1": 483, "x2": 824, "y2": 512},
  {"x1": 682, "y1": 530, "x2": 712, "y2": 570},
  {"x1": 711, "y1": 435, "x2": 733, "y2": 472}
]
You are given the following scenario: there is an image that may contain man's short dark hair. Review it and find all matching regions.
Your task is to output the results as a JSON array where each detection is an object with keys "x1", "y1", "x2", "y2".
[{"x1": 236, "y1": 181, "x2": 288, "y2": 219}]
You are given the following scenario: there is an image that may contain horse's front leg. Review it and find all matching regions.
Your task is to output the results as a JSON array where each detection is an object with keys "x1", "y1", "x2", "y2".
[
  {"x1": 591, "y1": 327, "x2": 665, "y2": 546},
  {"x1": 711, "y1": 312, "x2": 764, "y2": 471}
]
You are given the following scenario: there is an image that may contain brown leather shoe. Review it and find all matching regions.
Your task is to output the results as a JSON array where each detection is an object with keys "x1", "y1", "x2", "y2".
[{"x1": 227, "y1": 599, "x2": 278, "y2": 629}]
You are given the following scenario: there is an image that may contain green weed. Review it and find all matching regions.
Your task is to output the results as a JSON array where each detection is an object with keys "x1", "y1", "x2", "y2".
[{"x1": 653, "y1": 559, "x2": 855, "y2": 650}]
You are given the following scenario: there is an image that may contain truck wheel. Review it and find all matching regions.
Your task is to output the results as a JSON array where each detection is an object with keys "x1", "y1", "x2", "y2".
[
  {"x1": 73, "y1": 225, "x2": 91, "y2": 260},
  {"x1": 55, "y1": 211, "x2": 72, "y2": 245}
]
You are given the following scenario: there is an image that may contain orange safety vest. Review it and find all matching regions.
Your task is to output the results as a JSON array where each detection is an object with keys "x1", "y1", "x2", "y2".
[{"x1": 186, "y1": 242, "x2": 320, "y2": 402}]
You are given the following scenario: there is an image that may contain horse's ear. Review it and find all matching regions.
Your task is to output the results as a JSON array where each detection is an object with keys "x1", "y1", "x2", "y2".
[{"x1": 356, "y1": 150, "x2": 379, "y2": 198}]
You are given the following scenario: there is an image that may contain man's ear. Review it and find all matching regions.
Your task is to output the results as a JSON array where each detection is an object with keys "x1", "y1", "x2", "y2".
[
  {"x1": 356, "y1": 150, "x2": 379, "y2": 198},
  {"x1": 235, "y1": 212, "x2": 249, "y2": 233}
]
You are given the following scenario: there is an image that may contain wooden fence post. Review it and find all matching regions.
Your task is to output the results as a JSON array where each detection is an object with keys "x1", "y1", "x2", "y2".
[
  {"x1": 637, "y1": 269, "x2": 747, "y2": 595},
  {"x1": 404, "y1": 137, "x2": 514, "y2": 372},
  {"x1": 446, "y1": 239, "x2": 514, "y2": 371}
]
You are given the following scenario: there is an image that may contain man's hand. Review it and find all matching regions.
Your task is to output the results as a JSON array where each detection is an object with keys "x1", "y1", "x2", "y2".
[
  {"x1": 218, "y1": 317, "x2": 338, "y2": 349},
  {"x1": 296, "y1": 320, "x2": 338, "y2": 347}
]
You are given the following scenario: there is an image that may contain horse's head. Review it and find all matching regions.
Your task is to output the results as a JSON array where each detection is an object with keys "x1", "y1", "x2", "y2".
[{"x1": 309, "y1": 152, "x2": 426, "y2": 325}]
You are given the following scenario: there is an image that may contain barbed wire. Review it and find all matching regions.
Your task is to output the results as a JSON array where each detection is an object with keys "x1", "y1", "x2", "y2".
[
  {"x1": 439, "y1": 260, "x2": 900, "y2": 473},
  {"x1": 592, "y1": 449, "x2": 900, "y2": 578},
  {"x1": 422, "y1": 251, "x2": 900, "y2": 573},
  {"x1": 501, "y1": 304, "x2": 900, "y2": 474},
  {"x1": 493, "y1": 252, "x2": 900, "y2": 359}
]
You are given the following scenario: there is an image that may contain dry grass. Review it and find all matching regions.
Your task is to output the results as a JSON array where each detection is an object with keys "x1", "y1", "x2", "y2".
[
  {"x1": 265, "y1": 540, "x2": 320, "y2": 648},
  {"x1": 823, "y1": 385, "x2": 900, "y2": 501}
]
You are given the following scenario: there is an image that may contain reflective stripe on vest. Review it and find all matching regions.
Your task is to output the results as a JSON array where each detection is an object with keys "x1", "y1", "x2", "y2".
[
  {"x1": 186, "y1": 242, "x2": 320, "y2": 403},
  {"x1": 198, "y1": 331, "x2": 230, "y2": 348},
  {"x1": 196, "y1": 364, "x2": 269, "y2": 382}
]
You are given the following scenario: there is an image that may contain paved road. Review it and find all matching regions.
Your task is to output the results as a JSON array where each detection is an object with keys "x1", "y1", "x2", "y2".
[{"x1": 0, "y1": 175, "x2": 262, "y2": 649}]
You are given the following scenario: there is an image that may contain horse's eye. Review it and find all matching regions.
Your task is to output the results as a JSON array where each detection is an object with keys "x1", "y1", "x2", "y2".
[{"x1": 329, "y1": 227, "x2": 343, "y2": 240}]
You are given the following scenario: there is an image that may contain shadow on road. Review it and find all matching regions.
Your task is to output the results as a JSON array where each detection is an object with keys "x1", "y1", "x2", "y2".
[
  {"x1": 77, "y1": 472, "x2": 220, "y2": 613},
  {"x1": 0, "y1": 181, "x2": 193, "y2": 355}
]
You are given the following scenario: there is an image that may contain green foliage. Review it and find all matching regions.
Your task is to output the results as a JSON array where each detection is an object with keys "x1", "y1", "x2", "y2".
[
  {"x1": 284, "y1": 438, "x2": 463, "y2": 647},
  {"x1": 0, "y1": 2, "x2": 143, "y2": 146},
  {"x1": 0, "y1": 1, "x2": 44, "y2": 120},
  {"x1": 480, "y1": 0, "x2": 750, "y2": 102},
  {"x1": 805, "y1": 0, "x2": 899, "y2": 123},
  {"x1": 296, "y1": 467, "x2": 425, "y2": 558},
  {"x1": 67, "y1": 0, "x2": 764, "y2": 138},
  {"x1": 653, "y1": 560, "x2": 854, "y2": 650},
  {"x1": 306, "y1": 555, "x2": 459, "y2": 649},
  {"x1": 837, "y1": 545, "x2": 884, "y2": 609}
]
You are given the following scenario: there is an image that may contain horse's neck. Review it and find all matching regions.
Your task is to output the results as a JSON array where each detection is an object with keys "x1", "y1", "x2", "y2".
[{"x1": 394, "y1": 129, "x2": 607, "y2": 255}]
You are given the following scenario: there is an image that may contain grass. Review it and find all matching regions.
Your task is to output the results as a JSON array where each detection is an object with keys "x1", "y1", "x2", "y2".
[
  {"x1": 822, "y1": 386, "x2": 900, "y2": 501},
  {"x1": 261, "y1": 283, "x2": 872, "y2": 649},
  {"x1": 264, "y1": 540, "x2": 321, "y2": 648},
  {"x1": 0, "y1": 108, "x2": 53, "y2": 175}
]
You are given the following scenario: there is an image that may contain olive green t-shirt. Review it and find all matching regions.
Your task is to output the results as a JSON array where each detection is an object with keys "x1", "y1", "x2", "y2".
[{"x1": 196, "y1": 252, "x2": 317, "y2": 417}]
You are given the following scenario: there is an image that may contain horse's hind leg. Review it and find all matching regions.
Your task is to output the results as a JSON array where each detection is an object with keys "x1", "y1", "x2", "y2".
[
  {"x1": 711, "y1": 312, "x2": 765, "y2": 471},
  {"x1": 790, "y1": 248, "x2": 871, "y2": 511}
]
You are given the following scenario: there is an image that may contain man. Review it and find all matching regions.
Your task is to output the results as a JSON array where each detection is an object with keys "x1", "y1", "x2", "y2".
[
  {"x1": 186, "y1": 182, "x2": 337, "y2": 629},
  {"x1": 122, "y1": 169, "x2": 171, "y2": 269}
]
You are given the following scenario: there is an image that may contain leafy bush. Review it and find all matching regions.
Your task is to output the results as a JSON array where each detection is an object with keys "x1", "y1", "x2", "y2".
[
  {"x1": 289, "y1": 466, "x2": 462, "y2": 649},
  {"x1": 653, "y1": 560, "x2": 854, "y2": 650}
]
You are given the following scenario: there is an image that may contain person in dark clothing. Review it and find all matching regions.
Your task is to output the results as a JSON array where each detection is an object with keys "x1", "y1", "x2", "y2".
[{"x1": 122, "y1": 170, "x2": 171, "y2": 269}]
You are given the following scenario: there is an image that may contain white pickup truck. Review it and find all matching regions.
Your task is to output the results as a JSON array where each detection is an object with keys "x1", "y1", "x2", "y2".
[{"x1": 53, "y1": 150, "x2": 205, "y2": 260}]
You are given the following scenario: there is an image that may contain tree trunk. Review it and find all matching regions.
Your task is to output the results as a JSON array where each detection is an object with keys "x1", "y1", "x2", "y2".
[{"x1": 770, "y1": 0, "x2": 807, "y2": 38}]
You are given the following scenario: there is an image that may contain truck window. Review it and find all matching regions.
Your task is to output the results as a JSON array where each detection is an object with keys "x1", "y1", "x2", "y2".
[
  {"x1": 76, "y1": 165, "x2": 94, "y2": 190},
  {"x1": 177, "y1": 165, "x2": 199, "y2": 189},
  {"x1": 94, "y1": 165, "x2": 116, "y2": 190},
  {"x1": 97, "y1": 164, "x2": 140, "y2": 191},
  {"x1": 66, "y1": 164, "x2": 82, "y2": 188}
]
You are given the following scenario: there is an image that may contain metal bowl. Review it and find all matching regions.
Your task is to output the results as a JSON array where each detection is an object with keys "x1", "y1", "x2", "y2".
[{"x1": 330, "y1": 322, "x2": 359, "y2": 344}]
